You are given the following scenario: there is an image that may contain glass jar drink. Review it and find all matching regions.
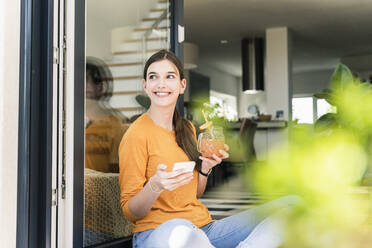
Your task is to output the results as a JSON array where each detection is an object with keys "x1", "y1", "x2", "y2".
[{"x1": 197, "y1": 126, "x2": 225, "y2": 158}]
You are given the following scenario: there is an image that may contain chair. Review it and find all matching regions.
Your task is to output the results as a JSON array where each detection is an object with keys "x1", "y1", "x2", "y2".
[
  {"x1": 84, "y1": 168, "x2": 132, "y2": 246},
  {"x1": 239, "y1": 118, "x2": 257, "y2": 163}
]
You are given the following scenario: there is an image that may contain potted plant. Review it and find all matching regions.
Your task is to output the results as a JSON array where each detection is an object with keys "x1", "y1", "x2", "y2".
[
  {"x1": 314, "y1": 64, "x2": 372, "y2": 184},
  {"x1": 249, "y1": 64, "x2": 372, "y2": 247}
]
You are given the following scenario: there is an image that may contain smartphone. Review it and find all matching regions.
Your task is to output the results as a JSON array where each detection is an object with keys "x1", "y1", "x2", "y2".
[{"x1": 172, "y1": 161, "x2": 196, "y2": 173}]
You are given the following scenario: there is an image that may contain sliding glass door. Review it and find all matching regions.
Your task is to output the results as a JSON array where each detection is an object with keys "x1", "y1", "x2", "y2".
[
  {"x1": 58, "y1": 1, "x2": 184, "y2": 247},
  {"x1": 84, "y1": 1, "x2": 172, "y2": 246}
]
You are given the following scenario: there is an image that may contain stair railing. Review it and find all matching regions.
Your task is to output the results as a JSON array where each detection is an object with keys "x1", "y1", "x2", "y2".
[{"x1": 141, "y1": 6, "x2": 170, "y2": 68}]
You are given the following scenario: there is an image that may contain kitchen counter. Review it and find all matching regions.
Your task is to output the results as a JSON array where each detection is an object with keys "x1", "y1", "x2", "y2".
[
  {"x1": 255, "y1": 120, "x2": 287, "y2": 129},
  {"x1": 229, "y1": 120, "x2": 287, "y2": 130},
  {"x1": 227, "y1": 120, "x2": 287, "y2": 161}
]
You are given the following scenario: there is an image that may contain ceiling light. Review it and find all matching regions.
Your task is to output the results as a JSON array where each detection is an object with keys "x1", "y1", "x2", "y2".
[
  {"x1": 220, "y1": 40, "x2": 228, "y2": 44},
  {"x1": 243, "y1": 89, "x2": 260, "y2": 94}
]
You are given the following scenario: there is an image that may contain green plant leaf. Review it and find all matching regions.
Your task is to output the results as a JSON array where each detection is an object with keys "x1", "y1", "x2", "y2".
[
  {"x1": 315, "y1": 113, "x2": 338, "y2": 131},
  {"x1": 331, "y1": 64, "x2": 353, "y2": 91},
  {"x1": 313, "y1": 93, "x2": 329, "y2": 99},
  {"x1": 135, "y1": 94, "x2": 151, "y2": 109},
  {"x1": 314, "y1": 88, "x2": 335, "y2": 105},
  {"x1": 360, "y1": 82, "x2": 372, "y2": 91},
  {"x1": 322, "y1": 88, "x2": 333, "y2": 94}
]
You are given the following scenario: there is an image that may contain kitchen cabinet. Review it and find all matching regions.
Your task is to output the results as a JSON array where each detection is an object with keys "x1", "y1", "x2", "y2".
[{"x1": 254, "y1": 121, "x2": 287, "y2": 161}]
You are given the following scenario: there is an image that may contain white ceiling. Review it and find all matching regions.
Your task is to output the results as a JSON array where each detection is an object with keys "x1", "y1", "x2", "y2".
[{"x1": 184, "y1": 0, "x2": 372, "y2": 76}]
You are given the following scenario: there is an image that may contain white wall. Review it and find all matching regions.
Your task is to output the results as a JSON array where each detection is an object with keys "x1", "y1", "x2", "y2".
[
  {"x1": 194, "y1": 63, "x2": 239, "y2": 97},
  {"x1": 238, "y1": 68, "x2": 333, "y2": 117},
  {"x1": 189, "y1": 63, "x2": 270, "y2": 119},
  {"x1": 266, "y1": 27, "x2": 292, "y2": 120},
  {"x1": 237, "y1": 67, "x2": 333, "y2": 118},
  {"x1": 238, "y1": 78, "x2": 267, "y2": 117},
  {"x1": 292, "y1": 69, "x2": 333, "y2": 95},
  {"x1": 265, "y1": 27, "x2": 292, "y2": 155},
  {"x1": 86, "y1": 15, "x2": 113, "y2": 59},
  {"x1": 341, "y1": 54, "x2": 372, "y2": 79},
  {"x1": 86, "y1": 0, "x2": 156, "y2": 59},
  {"x1": 191, "y1": 63, "x2": 335, "y2": 118},
  {"x1": 0, "y1": 0, "x2": 20, "y2": 246}
]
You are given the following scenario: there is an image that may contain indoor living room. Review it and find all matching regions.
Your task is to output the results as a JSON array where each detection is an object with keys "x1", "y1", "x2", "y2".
[{"x1": 183, "y1": 0, "x2": 372, "y2": 245}]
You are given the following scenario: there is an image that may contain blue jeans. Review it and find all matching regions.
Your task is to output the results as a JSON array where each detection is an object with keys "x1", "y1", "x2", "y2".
[{"x1": 132, "y1": 195, "x2": 301, "y2": 248}]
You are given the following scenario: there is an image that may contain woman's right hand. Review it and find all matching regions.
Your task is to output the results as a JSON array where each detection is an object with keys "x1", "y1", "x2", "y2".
[{"x1": 150, "y1": 164, "x2": 194, "y2": 192}]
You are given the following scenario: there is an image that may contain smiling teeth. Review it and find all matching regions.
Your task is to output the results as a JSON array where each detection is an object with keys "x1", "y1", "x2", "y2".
[{"x1": 156, "y1": 92, "x2": 170, "y2": 96}]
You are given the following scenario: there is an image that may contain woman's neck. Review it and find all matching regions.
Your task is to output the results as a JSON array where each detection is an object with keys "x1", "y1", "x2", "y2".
[{"x1": 147, "y1": 106, "x2": 175, "y2": 131}]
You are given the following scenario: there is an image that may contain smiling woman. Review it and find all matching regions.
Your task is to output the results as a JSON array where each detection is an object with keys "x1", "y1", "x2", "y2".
[{"x1": 118, "y1": 50, "x2": 299, "y2": 248}]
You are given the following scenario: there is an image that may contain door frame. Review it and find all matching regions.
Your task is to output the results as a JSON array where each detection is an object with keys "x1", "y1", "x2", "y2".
[
  {"x1": 17, "y1": 0, "x2": 55, "y2": 247},
  {"x1": 57, "y1": 0, "x2": 85, "y2": 247},
  {"x1": 171, "y1": 0, "x2": 185, "y2": 116},
  {"x1": 16, "y1": 0, "x2": 185, "y2": 246}
]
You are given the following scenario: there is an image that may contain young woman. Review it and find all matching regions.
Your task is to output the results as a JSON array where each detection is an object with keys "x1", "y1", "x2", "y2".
[{"x1": 119, "y1": 50, "x2": 299, "y2": 248}]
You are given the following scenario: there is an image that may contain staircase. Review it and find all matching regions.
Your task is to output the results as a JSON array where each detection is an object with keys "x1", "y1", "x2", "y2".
[{"x1": 107, "y1": 0, "x2": 170, "y2": 119}]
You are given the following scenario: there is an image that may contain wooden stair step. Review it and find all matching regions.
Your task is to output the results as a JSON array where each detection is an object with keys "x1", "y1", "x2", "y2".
[
  {"x1": 142, "y1": 17, "x2": 169, "y2": 22},
  {"x1": 122, "y1": 37, "x2": 167, "y2": 43},
  {"x1": 113, "y1": 75, "x2": 142, "y2": 80},
  {"x1": 150, "y1": 8, "x2": 167, "y2": 12},
  {"x1": 112, "y1": 91, "x2": 143, "y2": 96},
  {"x1": 115, "y1": 107, "x2": 143, "y2": 111},
  {"x1": 113, "y1": 49, "x2": 159, "y2": 55},
  {"x1": 108, "y1": 62, "x2": 142, "y2": 67},
  {"x1": 133, "y1": 26, "x2": 169, "y2": 32}
]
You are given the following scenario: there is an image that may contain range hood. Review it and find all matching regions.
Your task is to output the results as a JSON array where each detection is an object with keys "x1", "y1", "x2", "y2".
[{"x1": 241, "y1": 38, "x2": 265, "y2": 94}]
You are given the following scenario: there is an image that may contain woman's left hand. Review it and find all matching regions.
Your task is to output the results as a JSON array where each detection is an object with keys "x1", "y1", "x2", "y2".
[{"x1": 199, "y1": 144, "x2": 229, "y2": 173}]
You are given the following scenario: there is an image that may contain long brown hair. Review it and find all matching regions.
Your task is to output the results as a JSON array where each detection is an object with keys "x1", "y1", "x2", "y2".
[{"x1": 143, "y1": 49, "x2": 201, "y2": 171}]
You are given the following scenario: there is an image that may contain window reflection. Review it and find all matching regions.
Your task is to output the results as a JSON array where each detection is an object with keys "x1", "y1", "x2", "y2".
[
  {"x1": 84, "y1": 0, "x2": 170, "y2": 246},
  {"x1": 85, "y1": 57, "x2": 129, "y2": 173},
  {"x1": 84, "y1": 58, "x2": 132, "y2": 247}
]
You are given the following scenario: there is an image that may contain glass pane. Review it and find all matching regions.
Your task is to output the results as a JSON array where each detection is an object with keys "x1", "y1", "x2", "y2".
[
  {"x1": 84, "y1": 1, "x2": 170, "y2": 246},
  {"x1": 292, "y1": 97, "x2": 314, "y2": 124}
]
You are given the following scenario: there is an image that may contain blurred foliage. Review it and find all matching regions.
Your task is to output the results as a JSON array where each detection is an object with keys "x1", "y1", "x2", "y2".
[
  {"x1": 189, "y1": 98, "x2": 248, "y2": 162},
  {"x1": 314, "y1": 64, "x2": 372, "y2": 136},
  {"x1": 202, "y1": 102, "x2": 230, "y2": 127},
  {"x1": 247, "y1": 64, "x2": 372, "y2": 247},
  {"x1": 188, "y1": 97, "x2": 232, "y2": 130}
]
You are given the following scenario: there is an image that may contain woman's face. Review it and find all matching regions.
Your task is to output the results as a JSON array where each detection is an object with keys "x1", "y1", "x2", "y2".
[{"x1": 143, "y1": 59, "x2": 186, "y2": 108}]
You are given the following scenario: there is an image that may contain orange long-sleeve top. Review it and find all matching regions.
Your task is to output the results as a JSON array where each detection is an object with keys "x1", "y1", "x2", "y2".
[{"x1": 118, "y1": 114, "x2": 212, "y2": 233}]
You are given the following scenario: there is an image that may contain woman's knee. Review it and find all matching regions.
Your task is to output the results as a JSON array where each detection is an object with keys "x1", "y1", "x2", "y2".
[
  {"x1": 277, "y1": 194, "x2": 304, "y2": 208},
  {"x1": 144, "y1": 219, "x2": 213, "y2": 248},
  {"x1": 146, "y1": 219, "x2": 195, "y2": 243},
  {"x1": 159, "y1": 218, "x2": 194, "y2": 230}
]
